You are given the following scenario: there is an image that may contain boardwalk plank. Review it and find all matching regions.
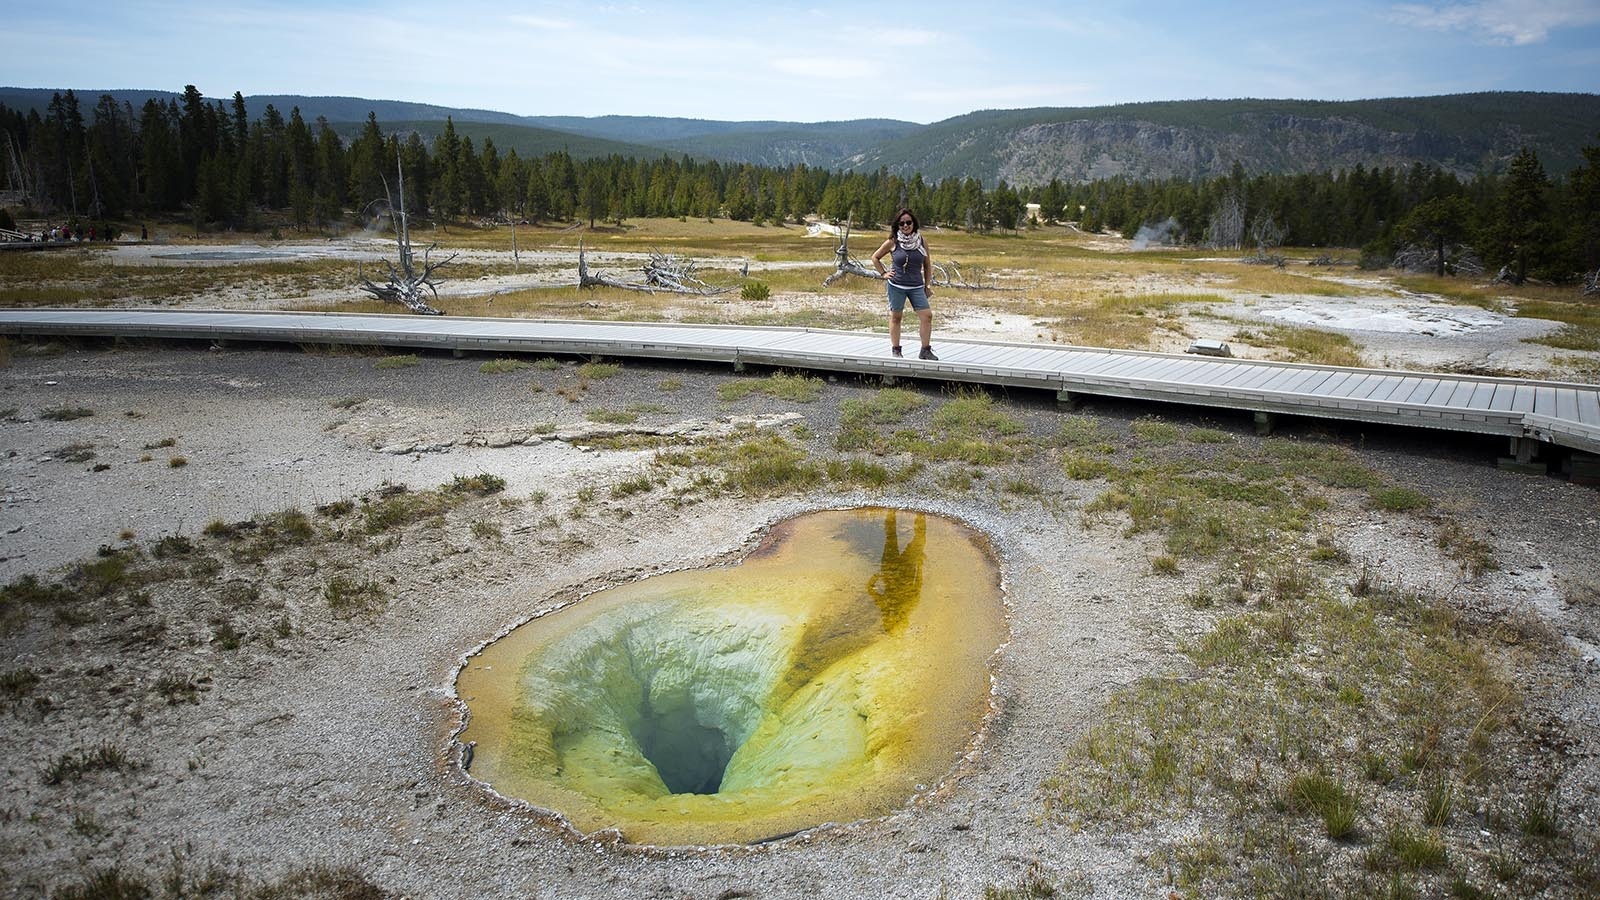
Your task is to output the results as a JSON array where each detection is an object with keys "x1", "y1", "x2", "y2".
[
  {"x1": 1577, "y1": 390, "x2": 1600, "y2": 426},
  {"x1": 1557, "y1": 388, "x2": 1580, "y2": 422},
  {"x1": 1466, "y1": 383, "x2": 1497, "y2": 410}
]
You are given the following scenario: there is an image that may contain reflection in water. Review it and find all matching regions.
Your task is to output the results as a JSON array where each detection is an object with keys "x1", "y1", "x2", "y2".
[
  {"x1": 454, "y1": 507, "x2": 1004, "y2": 846},
  {"x1": 778, "y1": 510, "x2": 926, "y2": 699},
  {"x1": 867, "y1": 509, "x2": 925, "y2": 635}
]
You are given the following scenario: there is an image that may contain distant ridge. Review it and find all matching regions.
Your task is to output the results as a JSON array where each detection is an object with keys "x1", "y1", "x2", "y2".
[
  {"x1": 851, "y1": 93, "x2": 1600, "y2": 185},
  {"x1": 2, "y1": 87, "x2": 1593, "y2": 185}
]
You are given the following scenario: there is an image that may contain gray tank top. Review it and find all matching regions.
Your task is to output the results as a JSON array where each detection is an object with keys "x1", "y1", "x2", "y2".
[{"x1": 890, "y1": 243, "x2": 926, "y2": 288}]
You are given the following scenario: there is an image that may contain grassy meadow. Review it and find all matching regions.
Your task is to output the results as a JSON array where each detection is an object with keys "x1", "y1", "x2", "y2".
[{"x1": 4, "y1": 217, "x2": 1598, "y2": 374}]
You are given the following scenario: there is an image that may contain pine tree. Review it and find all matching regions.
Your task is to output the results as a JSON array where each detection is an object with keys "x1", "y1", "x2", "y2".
[{"x1": 1487, "y1": 147, "x2": 1551, "y2": 283}]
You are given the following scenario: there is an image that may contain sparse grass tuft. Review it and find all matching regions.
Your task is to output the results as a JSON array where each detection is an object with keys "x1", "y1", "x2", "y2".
[
  {"x1": 1132, "y1": 416, "x2": 1182, "y2": 445},
  {"x1": 576, "y1": 359, "x2": 621, "y2": 379},
  {"x1": 40, "y1": 406, "x2": 94, "y2": 421},
  {"x1": 375, "y1": 353, "x2": 421, "y2": 369},
  {"x1": 981, "y1": 863, "x2": 1060, "y2": 899},
  {"x1": 325, "y1": 575, "x2": 387, "y2": 616},
  {"x1": 1437, "y1": 519, "x2": 1497, "y2": 577},
  {"x1": 586, "y1": 408, "x2": 638, "y2": 424},
  {"x1": 1286, "y1": 771, "x2": 1362, "y2": 839},
  {"x1": 836, "y1": 387, "x2": 929, "y2": 451},
  {"x1": 154, "y1": 674, "x2": 205, "y2": 705},
  {"x1": 1384, "y1": 825, "x2": 1449, "y2": 870},
  {"x1": 611, "y1": 474, "x2": 655, "y2": 498},
  {"x1": 1234, "y1": 324, "x2": 1366, "y2": 367},
  {"x1": 446, "y1": 473, "x2": 507, "y2": 496},
  {"x1": 874, "y1": 387, "x2": 1030, "y2": 465},
  {"x1": 479, "y1": 358, "x2": 530, "y2": 374},
  {"x1": 656, "y1": 430, "x2": 824, "y2": 497},
  {"x1": 43, "y1": 742, "x2": 136, "y2": 784},
  {"x1": 0, "y1": 668, "x2": 40, "y2": 700},
  {"x1": 719, "y1": 370, "x2": 824, "y2": 403}
]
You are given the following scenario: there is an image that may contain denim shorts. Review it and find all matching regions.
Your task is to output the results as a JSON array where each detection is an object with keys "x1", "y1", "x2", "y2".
[{"x1": 886, "y1": 283, "x2": 930, "y2": 313}]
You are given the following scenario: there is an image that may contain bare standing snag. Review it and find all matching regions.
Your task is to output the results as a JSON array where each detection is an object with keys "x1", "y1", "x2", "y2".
[{"x1": 358, "y1": 159, "x2": 455, "y2": 315}]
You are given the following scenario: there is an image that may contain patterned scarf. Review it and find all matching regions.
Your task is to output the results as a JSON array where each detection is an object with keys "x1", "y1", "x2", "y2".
[{"x1": 895, "y1": 230, "x2": 923, "y2": 254}]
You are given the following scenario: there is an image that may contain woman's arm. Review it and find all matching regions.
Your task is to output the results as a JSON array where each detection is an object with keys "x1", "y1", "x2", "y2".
[
  {"x1": 872, "y1": 239, "x2": 894, "y2": 278},
  {"x1": 922, "y1": 241, "x2": 933, "y2": 292}
]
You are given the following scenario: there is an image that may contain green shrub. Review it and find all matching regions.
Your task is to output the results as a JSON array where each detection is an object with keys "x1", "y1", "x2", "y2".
[{"x1": 741, "y1": 280, "x2": 771, "y2": 301}]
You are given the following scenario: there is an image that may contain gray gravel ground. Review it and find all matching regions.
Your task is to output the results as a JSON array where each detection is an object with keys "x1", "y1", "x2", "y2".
[{"x1": 1, "y1": 341, "x2": 1596, "y2": 898}]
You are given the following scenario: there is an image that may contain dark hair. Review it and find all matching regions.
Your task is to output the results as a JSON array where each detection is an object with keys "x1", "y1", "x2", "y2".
[{"x1": 890, "y1": 208, "x2": 919, "y2": 239}]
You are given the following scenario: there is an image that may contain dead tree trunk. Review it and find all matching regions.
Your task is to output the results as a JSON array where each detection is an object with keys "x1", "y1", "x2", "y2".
[
  {"x1": 358, "y1": 159, "x2": 455, "y2": 315},
  {"x1": 577, "y1": 243, "x2": 735, "y2": 295},
  {"x1": 822, "y1": 223, "x2": 881, "y2": 286},
  {"x1": 1205, "y1": 191, "x2": 1245, "y2": 250}
]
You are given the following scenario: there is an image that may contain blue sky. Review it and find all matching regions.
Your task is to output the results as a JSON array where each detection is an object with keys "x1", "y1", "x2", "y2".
[{"x1": 3, "y1": 0, "x2": 1596, "y2": 123}]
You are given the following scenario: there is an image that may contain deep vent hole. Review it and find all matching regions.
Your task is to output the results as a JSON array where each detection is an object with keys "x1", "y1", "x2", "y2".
[{"x1": 631, "y1": 693, "x2": 739, "y2": 795}]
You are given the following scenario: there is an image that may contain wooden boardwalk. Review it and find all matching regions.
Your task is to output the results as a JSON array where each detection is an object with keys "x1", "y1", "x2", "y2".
[{"x1": 3, "y1": 308, "x2": 1598, "y2": 457}]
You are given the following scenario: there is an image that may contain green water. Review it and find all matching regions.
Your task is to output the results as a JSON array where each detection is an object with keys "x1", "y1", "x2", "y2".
[{"x1": 456, "y1": 507, "x2": 1005, "y2": 845}]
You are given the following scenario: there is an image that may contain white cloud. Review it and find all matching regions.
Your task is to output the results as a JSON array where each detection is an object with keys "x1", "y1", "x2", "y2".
[{"x1": 1385, "y1": 0, "x2": 1600, "y2": 45}]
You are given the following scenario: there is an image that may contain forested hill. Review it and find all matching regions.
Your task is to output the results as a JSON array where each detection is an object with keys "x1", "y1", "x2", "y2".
[
  {"x1": 849, "y1": 93, "x2": 1600, "y2": 186},
  {"x1": 2, "y1": 87, "x2": 1594, "y2": 186}
]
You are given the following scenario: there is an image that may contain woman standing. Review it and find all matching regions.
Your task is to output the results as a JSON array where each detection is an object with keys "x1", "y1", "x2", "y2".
[{"x1": 872, "y1": 208, "x2": 937, "y2": 360}]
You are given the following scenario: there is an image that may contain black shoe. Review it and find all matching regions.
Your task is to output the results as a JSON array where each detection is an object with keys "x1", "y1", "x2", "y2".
[
  {"x1": 891, "y1": 346, "x2": 903, "y2": 358},
  {"x1": 919, "y1": 346, "x2": 938, "y2": 360}
]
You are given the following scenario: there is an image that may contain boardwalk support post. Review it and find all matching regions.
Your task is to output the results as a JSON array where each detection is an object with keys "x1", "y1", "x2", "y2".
[
  {"x1": 1253, "y1": 411, "x2": 1276, "y2": 435},
  {"x1": 732, "y1": 350, "x2": 745, "y2": 374},
  {"x1": 1056, "y1": 390, "x2": 1079, "y2": 410},
  {"x1": 1498, "y1": 436, "x2": 1548, "y2": 475},
  {"x1": 1569, "y1": 451, "x2": 1600, "y2": 487}
]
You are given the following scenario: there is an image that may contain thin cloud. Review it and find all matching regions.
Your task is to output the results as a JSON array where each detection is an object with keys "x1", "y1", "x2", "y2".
[
  {"x1": 1385, "y1": 0, "x2": 1600, "y2": 45},
  {"x1": 506, "y1": 15, "x2": 577, "y2": 30},
  {"x1": 770, "y1": 57, "x2": 884, "y2": 80}
]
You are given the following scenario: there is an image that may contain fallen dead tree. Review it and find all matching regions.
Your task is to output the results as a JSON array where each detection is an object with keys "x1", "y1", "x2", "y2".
[
  {"x1": 929, "y1": 260, "x2": 1013, "y2": 291},
  {"x1": 821, "y1": 223, "x2": 881, "y2": 286},
  {"x1": 1584, "y1": 270, "x2": 1599, "y2": 296},
  {"x1": 577, "y1": 243, "x2": 735, "y2": 295},
  {"x1": 1392, "y1": 243, "x2": 1483, "y2": 277},
  {"x1": 358, "y1": 161, "x2": 455, "y2": 315}
]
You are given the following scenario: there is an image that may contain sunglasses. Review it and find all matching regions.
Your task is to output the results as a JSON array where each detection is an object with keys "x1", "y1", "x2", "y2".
[{"x1": 898, "y1": 219, "x2": 914, "y2": 226}]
